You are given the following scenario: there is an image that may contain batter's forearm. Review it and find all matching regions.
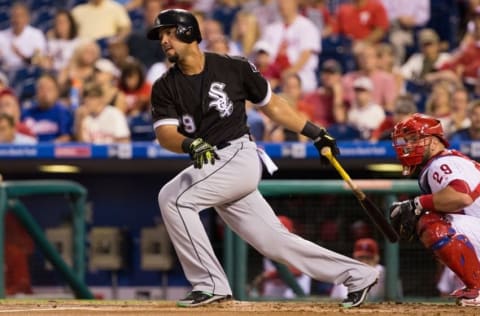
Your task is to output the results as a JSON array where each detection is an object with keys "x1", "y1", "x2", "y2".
[
  {"x1": 261, "y1": 94, "x2": 310, "y2": 133},
  {"x1": 155, "y1": 126, "x2": 188, "y2": 153}
]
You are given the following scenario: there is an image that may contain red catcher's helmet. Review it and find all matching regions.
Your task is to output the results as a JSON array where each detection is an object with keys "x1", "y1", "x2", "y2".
[{"x1": 392, "y1": 113, "x2": 449, "y2": 175}]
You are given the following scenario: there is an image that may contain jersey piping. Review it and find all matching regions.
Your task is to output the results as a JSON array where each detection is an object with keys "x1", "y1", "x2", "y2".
[
  {"x1": 253, "y1": 81, "x2": 272, "y2": 107},
  {"x1": 153, "y1": 118, "x2": 180, "y2": 130}
]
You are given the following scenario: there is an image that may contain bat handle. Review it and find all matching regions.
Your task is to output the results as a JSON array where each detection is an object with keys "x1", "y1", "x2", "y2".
[
  {"x1": 321, "y1": 147, "x2": 351, "y2": 182},
  {"x1": 321, "y1": 146, "x2": 365, "y2": 200},
  {"x1": 320, "y1": 146, "x2": 332, "y2": 159}
]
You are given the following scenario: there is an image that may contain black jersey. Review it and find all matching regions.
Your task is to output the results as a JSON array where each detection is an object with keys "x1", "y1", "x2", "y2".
[{"x1": 151, "y1": 52, "x2": 271, "y2": 146}]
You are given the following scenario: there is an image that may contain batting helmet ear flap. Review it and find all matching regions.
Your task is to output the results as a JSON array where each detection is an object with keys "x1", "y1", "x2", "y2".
[{"x1": 176, "y1": 24, "x2": 195, "y2": 43}]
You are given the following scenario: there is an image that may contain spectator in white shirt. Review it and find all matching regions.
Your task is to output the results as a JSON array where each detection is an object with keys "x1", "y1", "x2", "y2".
[
  {"x1": 347, "y1": 77, "x2": 386, "y2": 140},
  {"x1": 0, "y1": 3, "x2": 46, "y2": 74},
  {"x1": 146, "y1": 59, "x2": 173, "y2": 86},
  {"x1": 400, "y1": 28, "x2": 451, "y2": 83},
  {"x1": 75, "y1": 83, "x2": 130, "y2": 144},
  {"x1": 243, "y1": 0, "x2": 280, "y2": 37},
  {"x1": 259, "y1": 0, "x2": 321, "y2": 93},
  {"x1": 39, "y1": 10, "x2": 81, "y2": 73}
]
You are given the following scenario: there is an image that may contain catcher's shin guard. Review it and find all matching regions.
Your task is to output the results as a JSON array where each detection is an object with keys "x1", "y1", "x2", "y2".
[{"x1": 417, "y1": 212, "x2": 480, "y2": 290}]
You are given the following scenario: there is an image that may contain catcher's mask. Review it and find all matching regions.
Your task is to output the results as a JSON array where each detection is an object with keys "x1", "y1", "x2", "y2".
[
  {"x1": 392, "y1": 113, "x2": 449, "y2": 176},
  {"x1": 146, "y1": 9, "x2": 202, "y2": 44}
]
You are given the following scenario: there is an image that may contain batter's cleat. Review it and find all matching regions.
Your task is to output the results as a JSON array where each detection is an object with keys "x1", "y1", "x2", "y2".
[
  {"x1": 341, "y1": 279, "x2": 378, "y2": 308},
  {"x1": 177, "y1": 291, "x2": 232, "y2": 307},
  {"x1": 457, "y1": 290, "x2": 480, "y2": 306},
  {"x1": 450, "y1": 287, "x2": 480, "y2": 299}
]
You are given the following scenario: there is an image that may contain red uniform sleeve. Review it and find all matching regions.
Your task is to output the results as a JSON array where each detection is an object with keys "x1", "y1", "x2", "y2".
[
  {"x1": 321, "y1": 7, "x2": 335, "y2": 30},
  {"x1": 333, "y1": 6, "x2": 345, "y2": 34},
  {"x1": 371, "y1": 1, "x2": 389, "y2": 32}
]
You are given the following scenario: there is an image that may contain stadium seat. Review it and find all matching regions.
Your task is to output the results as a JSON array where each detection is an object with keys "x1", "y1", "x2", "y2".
[
  {"x1": 26, "y1": 0, "x2": 55, "y2": 10},
  {"x1": 318, "y1": 35, "x2": 356, "y2": 84},
  {"x1": 11, "y1": 66, "x2": 43, "y2": 102},
  {"x1": 66, "y1": 0, "x2": 87, "y2": 9},
  {"x1": 405, "y1": 80, "x2": 429, "y2": 113},
  {"x1": 128, "y1": 112, "x2": 156, "y2": 142},
  {"x1": 426, "y1": 0, "x2": 460, "y2": 51},
  {"x1": 327, "y1": 123, "x2": 361, "y2": 140},
  {"x1": 0, "y1": 7, "x2": 9, "y2": 30},
  {"x1": 129, "y1": 8, "x2": 145, "y2": 32},
  {"x1": 31, "y1": 6, "x2": 56, "y2": 33},
  {"x1": 96, "y1": 37, "x2": 111, "y2": 58}
]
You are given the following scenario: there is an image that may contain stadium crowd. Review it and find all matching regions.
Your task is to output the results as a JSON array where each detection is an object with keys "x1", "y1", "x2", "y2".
[{"x1": 0, "y1": 0, "x2": 479, "y2": 146}]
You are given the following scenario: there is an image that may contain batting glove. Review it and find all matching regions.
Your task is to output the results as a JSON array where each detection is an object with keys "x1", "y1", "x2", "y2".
[
  {"x1": 187, "y1": 138, "x2": 219, "y2": 169},
  {"x1": 389, "y1": 198, "x2": 424, "y2": 241},
  {"x1": 313, "y1": 128, "x2": 340, "y2": 166}
]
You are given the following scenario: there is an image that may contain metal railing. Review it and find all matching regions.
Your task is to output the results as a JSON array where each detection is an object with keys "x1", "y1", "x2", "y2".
[{"x1": 0, "y1": 180, "x2": 93, "y2": 298}]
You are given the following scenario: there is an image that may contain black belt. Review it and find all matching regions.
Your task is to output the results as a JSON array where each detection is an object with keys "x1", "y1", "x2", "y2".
[
  {"x1": 216, "y1": 141, "x2": 231, "y2": 149},
  {"x1": 216, "y1": 134, "x2": 252, "y2": 149}
]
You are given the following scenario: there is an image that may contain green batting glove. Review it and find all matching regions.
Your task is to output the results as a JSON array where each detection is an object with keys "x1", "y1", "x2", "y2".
[{"x1": 188, "y1": 138, "x2": 220, "y2": 169}]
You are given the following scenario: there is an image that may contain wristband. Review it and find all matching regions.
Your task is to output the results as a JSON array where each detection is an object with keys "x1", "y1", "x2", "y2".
[
  {"x1": 417, "y1": 194, "x2": 435, "y2": 212},
  {"x1": 181, "y1": 137, "x2": 194, "y2": 153},
  {"x1": 300, "y1": 121, "x2": 324, "y2": 139}
]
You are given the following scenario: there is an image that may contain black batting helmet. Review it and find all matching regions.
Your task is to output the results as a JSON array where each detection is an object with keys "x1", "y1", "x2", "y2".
[{"x1": 146, "y1": 9, "x2": 202, "y2": 43}]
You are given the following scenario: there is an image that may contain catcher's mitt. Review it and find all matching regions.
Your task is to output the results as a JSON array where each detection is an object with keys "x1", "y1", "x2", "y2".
[{"x1": 390, "y1": 199, "x2": 424, "y2": 241}]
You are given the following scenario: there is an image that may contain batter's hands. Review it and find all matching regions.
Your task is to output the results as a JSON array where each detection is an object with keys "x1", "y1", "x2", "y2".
[
  {"x1": 313, "y1": 128, "x2": 340, "y2": 165},
  {"x1": 389, "y1": 198, "x2": 424, "y2": 241},
  {"x1": 188, "y1": 138, "x2": 219, "y2": 169}
]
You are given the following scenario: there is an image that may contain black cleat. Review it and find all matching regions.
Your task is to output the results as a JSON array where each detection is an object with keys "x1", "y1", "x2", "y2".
[
  {"x1": 177, "y1": 291, "x2": 232, "y2": 307},
  {"x1": 341, "y1": 279, "x2": 378, "y2": 308}
]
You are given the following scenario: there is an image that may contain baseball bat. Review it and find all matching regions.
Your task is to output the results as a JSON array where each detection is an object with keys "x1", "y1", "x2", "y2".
[{"x1": 321, "y1": 147, "x2": 399, "y2": 243}]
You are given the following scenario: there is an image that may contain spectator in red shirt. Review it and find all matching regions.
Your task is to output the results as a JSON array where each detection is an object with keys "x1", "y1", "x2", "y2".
[
  {"x1": 439, "y1": 9, "x2": 480, "y2": 86},
  {"x1": 335, "y1": 0, "x2": 389, "y2": 46}
]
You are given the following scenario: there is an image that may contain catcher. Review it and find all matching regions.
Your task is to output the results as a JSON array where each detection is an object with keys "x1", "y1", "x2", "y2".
[{"x1": 390, "y1": 113, "x2": 480, "y2": 306}]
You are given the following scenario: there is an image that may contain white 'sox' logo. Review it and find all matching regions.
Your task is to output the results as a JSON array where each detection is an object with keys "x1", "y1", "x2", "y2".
[{"x1": 208, "y1": 82, "x2": 233, "y2": 118}]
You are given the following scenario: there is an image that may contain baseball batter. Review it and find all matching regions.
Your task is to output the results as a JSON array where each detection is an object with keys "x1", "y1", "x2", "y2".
[
  {"x1": 147, "y1": 8, "x2": 378, "y2": 308},
  {"x1": 390, "y1": 113, "x2": 480, "y2": 306}
]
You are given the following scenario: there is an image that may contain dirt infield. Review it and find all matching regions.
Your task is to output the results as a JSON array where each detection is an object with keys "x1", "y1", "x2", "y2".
[{"x1": 0, "y1": 300, "x2": 476, "y2": 316}]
